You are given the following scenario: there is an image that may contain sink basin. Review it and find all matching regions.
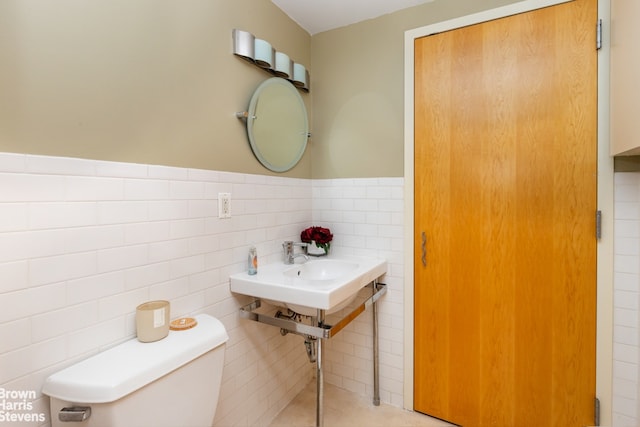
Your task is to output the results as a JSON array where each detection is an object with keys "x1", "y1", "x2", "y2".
[
  {"x1": 229, "y1": 255, "x2": 386, "y2": 316},
  {"x1": 282, "y1": 259, "x2": 359, "y2": 281}
]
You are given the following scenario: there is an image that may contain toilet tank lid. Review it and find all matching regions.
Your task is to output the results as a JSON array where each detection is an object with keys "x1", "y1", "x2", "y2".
[{"x1": 42, "y1": 314, "x2": 228, "y2": 404}]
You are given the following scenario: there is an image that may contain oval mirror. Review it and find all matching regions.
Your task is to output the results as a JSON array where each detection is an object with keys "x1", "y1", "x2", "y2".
[{"x1": 244, "y1": 77, "x2": 309, "y2": 172}]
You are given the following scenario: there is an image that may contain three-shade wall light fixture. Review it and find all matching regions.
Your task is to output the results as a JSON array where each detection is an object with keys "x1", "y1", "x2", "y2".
[{"x1": 233, "y1": 29, "x2": 310, "y2": 92}]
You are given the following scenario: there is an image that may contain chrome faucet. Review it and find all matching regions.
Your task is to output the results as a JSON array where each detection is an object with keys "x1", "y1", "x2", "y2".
[{"x1": 282, "y1": 241, "x2": 308, "y2": 264}]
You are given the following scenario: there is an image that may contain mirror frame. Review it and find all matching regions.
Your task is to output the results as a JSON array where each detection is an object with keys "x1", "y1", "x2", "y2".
[{"x1": 245, "y1": 77, "x2": 309, "y2": 172}]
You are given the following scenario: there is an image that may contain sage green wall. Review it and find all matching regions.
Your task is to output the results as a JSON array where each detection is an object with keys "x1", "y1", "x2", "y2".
[
  {"x1": 310, "y1": 0, "x2": 521, "y2": 178},
  {"x1": 1, "y1": 0, "x2": 527, "y2": 179},
  {"x1": 0, "y1": 0, "x2": 312, "y2": 177}
]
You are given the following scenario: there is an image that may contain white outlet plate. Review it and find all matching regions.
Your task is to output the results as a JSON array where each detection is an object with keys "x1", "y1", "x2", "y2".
[{"x1": 218, "y1": 193, "x2": 231, "y2": 218}]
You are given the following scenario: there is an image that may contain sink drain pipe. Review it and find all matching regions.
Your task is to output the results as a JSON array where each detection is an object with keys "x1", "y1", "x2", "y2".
[
  {"x1": 304, "y1": 337, "x2": 317, "y2": 363},
  {"x1": 276, "y1": 310, "x2": 318, "y2": 363}
]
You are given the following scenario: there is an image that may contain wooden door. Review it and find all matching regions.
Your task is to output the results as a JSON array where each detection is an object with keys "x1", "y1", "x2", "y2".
[{"x1": 413, "y1": 1, "x2": 597, "y2": 426}]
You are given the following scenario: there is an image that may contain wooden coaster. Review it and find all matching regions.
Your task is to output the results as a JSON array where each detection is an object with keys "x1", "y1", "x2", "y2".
[{"x1": 170, "y1": 317, "x2": 197, "y2": 331}]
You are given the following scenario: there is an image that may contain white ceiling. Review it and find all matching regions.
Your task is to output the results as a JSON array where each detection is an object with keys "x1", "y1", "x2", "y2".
[{"x1": 271, "y1": 0, "x2": 435, "y2": 35}]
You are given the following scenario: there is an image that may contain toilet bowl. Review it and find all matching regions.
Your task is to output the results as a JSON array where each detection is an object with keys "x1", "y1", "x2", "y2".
[{"x1": 42, "y1": 314, "x2": 228, "y2": 427}]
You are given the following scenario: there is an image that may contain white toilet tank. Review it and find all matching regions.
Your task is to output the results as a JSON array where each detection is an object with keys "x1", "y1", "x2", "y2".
[{"x1": 42, "y1": 314, "x2": 228, "y2": 427}]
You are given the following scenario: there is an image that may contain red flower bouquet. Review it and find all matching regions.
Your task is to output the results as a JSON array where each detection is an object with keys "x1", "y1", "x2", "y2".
[{"x1": 301, "y1": 226, "x2": 333, "y2": 254}]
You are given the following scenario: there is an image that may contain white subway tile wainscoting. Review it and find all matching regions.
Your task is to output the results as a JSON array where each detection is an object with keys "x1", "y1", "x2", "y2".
[
  {"x1": 4, "y1": 151, "x2": 635, "y2": 427},
  {"x1": 613, "y1": 172, "x2": 640, "y2": 427},
  {"x1": 0, "y1": 153, "x2": 405, "y2": 426},
  {"x1": 311, "y1": 178, "x2": 405, "y2": 407}
]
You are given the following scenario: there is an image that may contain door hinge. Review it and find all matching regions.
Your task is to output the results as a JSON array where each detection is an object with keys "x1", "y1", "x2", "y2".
[
  {"x1": 596, "y1": 210, "x2": 602, "y2": 240},
  {"x1": 596, "y1": 19, "x2": 603, "y2": 50},
  {"x1": 594, "y1": 396, "x2": 600, "y2": 426}
]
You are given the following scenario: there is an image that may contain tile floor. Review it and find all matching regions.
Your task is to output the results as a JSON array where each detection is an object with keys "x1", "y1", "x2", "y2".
[{"x1": 269, "y1": 381, "x2": 455, "y2": 427}]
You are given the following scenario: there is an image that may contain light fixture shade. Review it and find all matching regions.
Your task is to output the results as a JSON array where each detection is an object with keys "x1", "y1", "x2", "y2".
[
  {"x1": 292, "y1": 63, "x2": 307, "y2": 88},
  {"x1": 231, "y1": 31, "x2": 310, "y2": 92},
  {"x1": 254, "y1": 39, "x2": 274, "y2": 68},
  {"x1": 232, "y1": 29, "x2": 254, "y2": 62},
  {"x1": 304, "y1": 69, "x2": 310, "y2": 91},
  {"x1": 274, "y1": 52, "x2": 293, "y2": 78}
]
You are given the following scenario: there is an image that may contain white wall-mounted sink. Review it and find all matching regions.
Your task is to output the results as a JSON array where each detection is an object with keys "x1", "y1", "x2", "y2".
[
  {"x1": 230, "y1": 255, "x2": 387, "y2": 316},
  {"x1": 282, "y1": 259, "x2": 359, "y2": 280}
]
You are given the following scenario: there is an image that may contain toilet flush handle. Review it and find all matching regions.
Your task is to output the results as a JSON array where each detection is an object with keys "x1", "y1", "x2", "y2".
[{"x1": 59, "y1": 406, "x2": 91, "y2": 422}]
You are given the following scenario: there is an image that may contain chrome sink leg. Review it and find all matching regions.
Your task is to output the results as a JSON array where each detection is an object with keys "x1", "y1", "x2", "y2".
[
  {"x1": 316, "y1": 309, "x2": 325, "y2": 427},
  {"x1": 373, "y1": 280, "x2": 380, "y2": 406}
]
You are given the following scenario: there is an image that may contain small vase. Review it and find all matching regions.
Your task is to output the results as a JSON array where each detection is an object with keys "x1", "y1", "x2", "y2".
[{"x1": 307, "y1": 240, "x2": 328, "y2": 256}]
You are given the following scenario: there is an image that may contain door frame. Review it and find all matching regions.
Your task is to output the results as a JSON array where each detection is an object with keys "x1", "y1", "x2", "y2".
[{"x1": 403, "y1": 0, "x2": 614, "y2": 424}]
